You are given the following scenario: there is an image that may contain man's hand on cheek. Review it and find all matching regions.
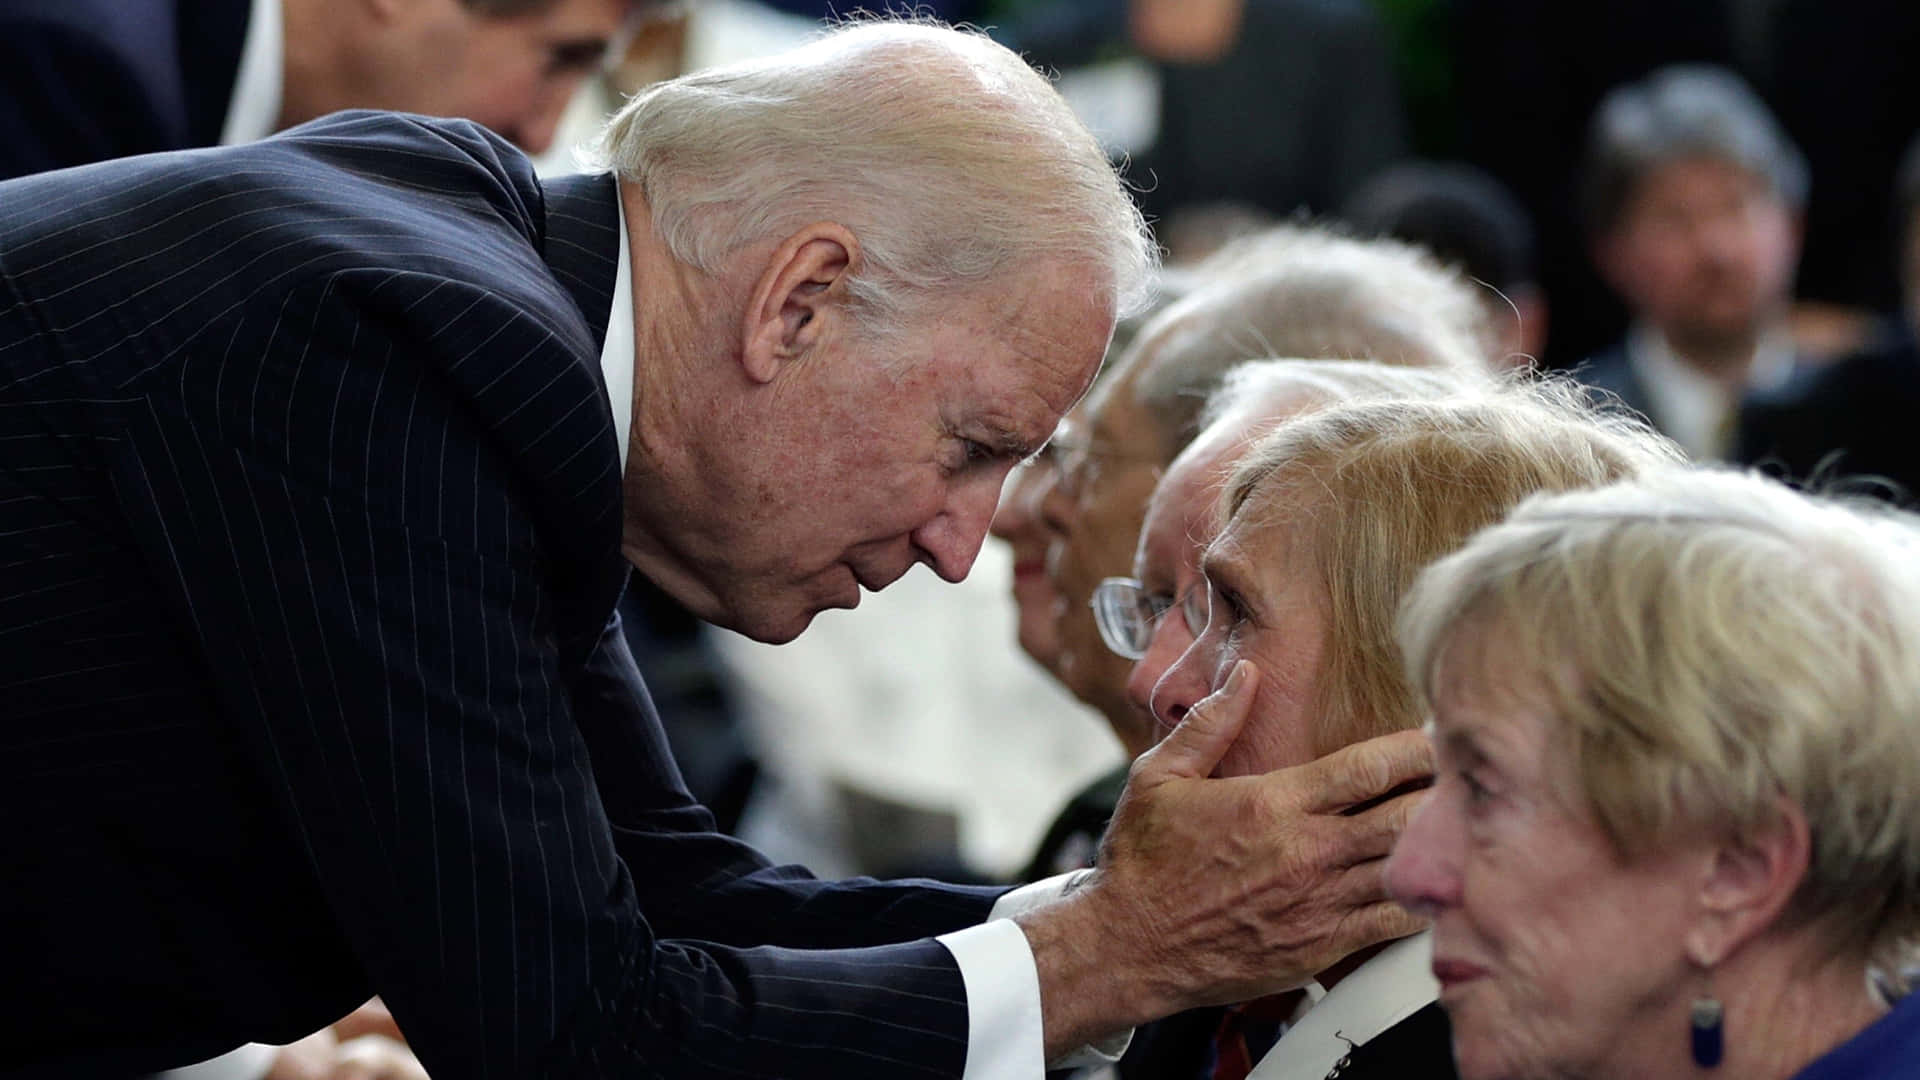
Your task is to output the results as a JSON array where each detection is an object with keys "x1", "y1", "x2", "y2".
[{"x1": 1019, "y1": 661, "x2": 1434, "y2": 1057}]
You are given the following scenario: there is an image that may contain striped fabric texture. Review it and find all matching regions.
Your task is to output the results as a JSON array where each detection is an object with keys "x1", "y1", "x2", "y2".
[{"x1": 0, "y1": 112, "x2": 1000, "y2": 1079}]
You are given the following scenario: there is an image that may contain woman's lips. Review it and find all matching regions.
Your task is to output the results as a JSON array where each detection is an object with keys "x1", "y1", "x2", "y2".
[
  {"x1": 1432, "y1": 957, "x2": 1489, "y2": 988},
  {"x1": 1012, "y1": 558, "x2": 1047, "y2": 583}
]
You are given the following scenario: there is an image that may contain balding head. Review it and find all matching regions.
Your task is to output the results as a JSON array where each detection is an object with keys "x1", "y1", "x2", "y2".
[{"x1": 596, "y1": 19, "x2": 1157, "y2": 348}]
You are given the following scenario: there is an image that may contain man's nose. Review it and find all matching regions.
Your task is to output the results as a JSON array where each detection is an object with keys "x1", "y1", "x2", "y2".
[
  {"x1": 510, "y1": 82, "x2": 580, "y2": 155},
  {"x1": 1035, "y1": 463, "x2": 1075, "y2": 540},
  {"x1": 1127, "y1": 617, "x2": 1187, "y2": 720},
  {"x1": 990, "y1": 465, "x2": 1047, "y2": 542},
  {"x1": 1384, "y1": 788, "x2": 1463, "y2": 917},
  {"x1": 915, "y1": 483, "x2": 1001, "y2": 583},
  {"x1": 1148, "y1": 635, "x2": 1213, "y2": 736}
]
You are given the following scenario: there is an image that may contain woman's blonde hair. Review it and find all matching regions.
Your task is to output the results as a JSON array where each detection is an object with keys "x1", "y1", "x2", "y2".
[
  {"x1": 1398, "y1": 468, "x2": 1920, "y2": 984},
  {"x1": 1222, "y1": 377, "x2": 1683, "y2": 753}
]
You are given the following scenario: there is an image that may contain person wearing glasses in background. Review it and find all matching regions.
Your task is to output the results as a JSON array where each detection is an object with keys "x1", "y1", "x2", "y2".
[{"x1": 0, "y1": 0, "x2": 647, "y2": 180}]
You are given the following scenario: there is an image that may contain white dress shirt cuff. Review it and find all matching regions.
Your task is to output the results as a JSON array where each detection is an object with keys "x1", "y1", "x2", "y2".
[{"x1": 937, "y1": 871, "x2": 1132, "y2": 1078}]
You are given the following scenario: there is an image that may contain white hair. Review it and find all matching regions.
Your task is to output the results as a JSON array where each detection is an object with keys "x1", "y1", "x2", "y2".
[
  {"x1": 593, "y1": 19, "x2": 1157, "y2": 342},
  {"x1": 1398, "y1": 468, "x2": 1920, "y2": 985},
  {"x1": 1197, "y1": 358, "x2": 1486, "y2": 436},
  {"x1": 1129, "y1": 223, "x2": 1496, "y2": 441}
]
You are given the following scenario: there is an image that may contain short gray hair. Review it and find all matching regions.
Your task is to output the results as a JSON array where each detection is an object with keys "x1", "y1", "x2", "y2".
[
  {"x1": 1580, "y1": 64, "x2": 1808, "y2": 236},
  {"x1": 1398, "y1": 469, "x2": 1920, "y2": 985},
  {"x1": 1129, "y1": 223, "x2": 1497, "y2": 445},
  {"x1": 594, "y1": 19, "x2": 1157, "y2": 341},
  {"x1": 1224, "y1": 378, "x2": 1684, "y2": 754}
]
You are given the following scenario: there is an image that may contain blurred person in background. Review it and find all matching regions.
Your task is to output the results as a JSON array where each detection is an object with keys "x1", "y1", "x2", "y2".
[
  {"x1": 1343, "y1": 161, "x2": 1547, "y2": 368},
  {"x1": 995, "y1": 0, "x2": 1405, "y2": 232},
  {"x1": 1388, "y1": 468, "x2": 1920, "y2": 1079},
  {"x1": 1015, "y1": 224, "x2": 1494, "y2": 881},
  {"x1": 0, "y1": 0, "x2": 643, "y2": 179},
  {"x1": 1736, "y1": 130, "x2": 1920, "y2": 506},
  {"x1": 1575, "y1": 64, "x2": 1806, "y2": 462},
  {"x1": 1143, "y1": 385, "x2": 1682, "y2": 1079}
]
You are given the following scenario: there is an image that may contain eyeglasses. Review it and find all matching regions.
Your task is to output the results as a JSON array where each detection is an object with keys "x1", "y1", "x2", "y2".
[
  {"x1": 1048, "y1": 430, "x2": 1164, "y2": 499},
  {"x1": 1090, "y1": 576, "x2": 1208, "y2": 660}
]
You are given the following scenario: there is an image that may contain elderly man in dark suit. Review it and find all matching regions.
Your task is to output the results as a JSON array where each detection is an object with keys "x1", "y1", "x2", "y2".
[
  {"x1": 0, "y1": 21, "x2": 1431, "y2": 1079},
  {"x1": 0, "y1": 0, "x2": 636, "y2": 179}
]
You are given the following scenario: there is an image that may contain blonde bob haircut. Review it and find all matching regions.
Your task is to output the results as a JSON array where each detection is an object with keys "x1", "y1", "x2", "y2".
[
  {"x1": 1397, "y1": 468, "x2": 1920, "y2": 984},
  {"x1": 1220, "y1": 378, "x2": 1684, "y2": 753},
  {"x1": 594, "y1": 19, "x2": 1157, "y2": 345}
]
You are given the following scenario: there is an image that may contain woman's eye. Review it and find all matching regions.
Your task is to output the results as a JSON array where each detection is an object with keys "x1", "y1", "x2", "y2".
[{"x1": 966, "y1": 439, "x2": 995, "y2": 466}]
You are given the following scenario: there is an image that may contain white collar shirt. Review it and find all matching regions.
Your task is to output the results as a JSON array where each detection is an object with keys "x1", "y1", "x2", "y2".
[
  {"x1": 1627, "y1": 322, "x2": 1796, "y2": 461},
  {"x1": 1247, "y1": 930, "x2": 1441, "y2": 1080}
]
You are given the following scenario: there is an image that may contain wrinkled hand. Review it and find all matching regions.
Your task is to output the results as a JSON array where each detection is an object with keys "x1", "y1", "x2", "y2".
[{"x1": 1021, "y1": 660, "x2": 1433, "y2": 1056}]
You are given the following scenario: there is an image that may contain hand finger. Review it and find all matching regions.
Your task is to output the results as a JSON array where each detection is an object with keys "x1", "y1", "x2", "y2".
[
  {"x1": 1134, "y1": 659, "x2": 1260, "y2": 782},
  {"x1": 1343, "y1": 896, "x2": 1431, "y2": 949},
  {"x1": 1322, "y1": 786, "x2": 1429, "y2": 866},
  {"x1": 1298, "y1": 728, "x2": 1434, "y2": 813}
]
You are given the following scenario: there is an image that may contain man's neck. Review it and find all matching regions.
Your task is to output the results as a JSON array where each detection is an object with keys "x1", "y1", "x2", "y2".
[
  {"x1": 276, "y1": 0, "x2": 336, "y2": 130},
  {"x1": 612, "y1": 183, "x2": 735, "y2": 623}
]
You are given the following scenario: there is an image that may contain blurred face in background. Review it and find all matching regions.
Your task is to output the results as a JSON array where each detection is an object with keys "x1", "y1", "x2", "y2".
[
  {"x1": 1596, "y1": 156, "x2": 1799, "y2": 354},
  {"x1": 1037, "y1": 355, "x2": 1173, "y2": 754},
  {"x1": 991, "y1": 456, "x2": 1065, "y2": 670},
  {"x1": 348, "y1": 0, "x2": 633, "y2": 153}
]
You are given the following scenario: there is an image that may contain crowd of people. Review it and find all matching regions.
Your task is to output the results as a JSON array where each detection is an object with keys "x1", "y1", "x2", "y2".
[{"x1": 2, "y1": 4, "x2": 1918, "y2": 1080}]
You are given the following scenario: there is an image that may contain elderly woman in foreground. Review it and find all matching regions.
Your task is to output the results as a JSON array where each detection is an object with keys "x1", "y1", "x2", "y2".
[
  {"x1": 1387, "y1": 469, "x2": 1920, "y2": 1079},
  {"x1": 1147, "y1": 382, "x2": 1682, "y2": 1078}
]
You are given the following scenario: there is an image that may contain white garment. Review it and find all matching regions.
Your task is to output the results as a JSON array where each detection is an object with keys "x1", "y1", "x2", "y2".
[
  {"x1": 218, "y1": 0, "x2": 282, "y2": 146},
  {"x1": 1247, "y1": 931, "x2": 1440, "y2": 1080},
  {"x1": 1626, "y1": 323, "x2": 1795, "y2": 461}
]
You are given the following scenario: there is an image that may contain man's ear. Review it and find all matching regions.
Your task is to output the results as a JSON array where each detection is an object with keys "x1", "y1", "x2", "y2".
[
  {"x1": 1685, "y1": 795, "x2": 1811, "y2": 968},
  {"x1": 739, "y1": 223, "x2": 858, "y2": 385}
]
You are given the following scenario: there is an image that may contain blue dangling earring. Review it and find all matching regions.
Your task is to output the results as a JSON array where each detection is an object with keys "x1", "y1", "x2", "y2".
[{"x1": 1690, "y1": 997, "x2": 1724, "y2": 1068}]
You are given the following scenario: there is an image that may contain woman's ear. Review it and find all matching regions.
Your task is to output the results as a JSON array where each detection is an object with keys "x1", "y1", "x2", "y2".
[
  {"x1": 1685, "y1": 795, "x2": 1811, "y2": 968},
  {"x1": 738, "y1": 222, "x2": 858, "y2": 384}
]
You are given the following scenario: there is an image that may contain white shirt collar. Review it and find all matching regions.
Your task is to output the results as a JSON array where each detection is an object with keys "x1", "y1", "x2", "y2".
[
  {"x1": 1247, "y1": 931, "x2": 1440, "y2": 1080},
  {"x1": 600, "y1": 182, "x2": 636, "y2": 473},
  {"x1": 219, "y1": 0, "x2": 283, "y2": 145},
  {"x1": 1627, "y1": 322, "x2": 1795, "y2": 462}
]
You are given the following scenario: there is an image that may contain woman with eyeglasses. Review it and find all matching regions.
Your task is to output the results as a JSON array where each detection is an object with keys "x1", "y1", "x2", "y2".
[{"x1": 1146, "y1": 381, "x2": 1681, "y2": 1078}]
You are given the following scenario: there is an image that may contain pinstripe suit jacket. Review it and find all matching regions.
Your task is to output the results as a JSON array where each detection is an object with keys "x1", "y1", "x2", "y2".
[{"x1": 0, "y1": 111, "x2": 1001, "y2": 1079}]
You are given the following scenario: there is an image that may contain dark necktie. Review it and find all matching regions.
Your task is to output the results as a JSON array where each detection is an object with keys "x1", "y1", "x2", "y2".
[{"x1": 1205, "y1": 992, "x2": 1303, "y2": 1080}]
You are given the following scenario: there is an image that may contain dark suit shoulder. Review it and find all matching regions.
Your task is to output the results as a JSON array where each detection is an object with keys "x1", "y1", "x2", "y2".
[
  {"x1": 0, "y1": 0, "x2": 193, "y2": 176},
  {"x1": 1736, "y1": 337, "x2": 1920, "y2": 504},
  {"x1": 1338, "y1": 1002, "x2": 1459, "y2": 1079}
]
